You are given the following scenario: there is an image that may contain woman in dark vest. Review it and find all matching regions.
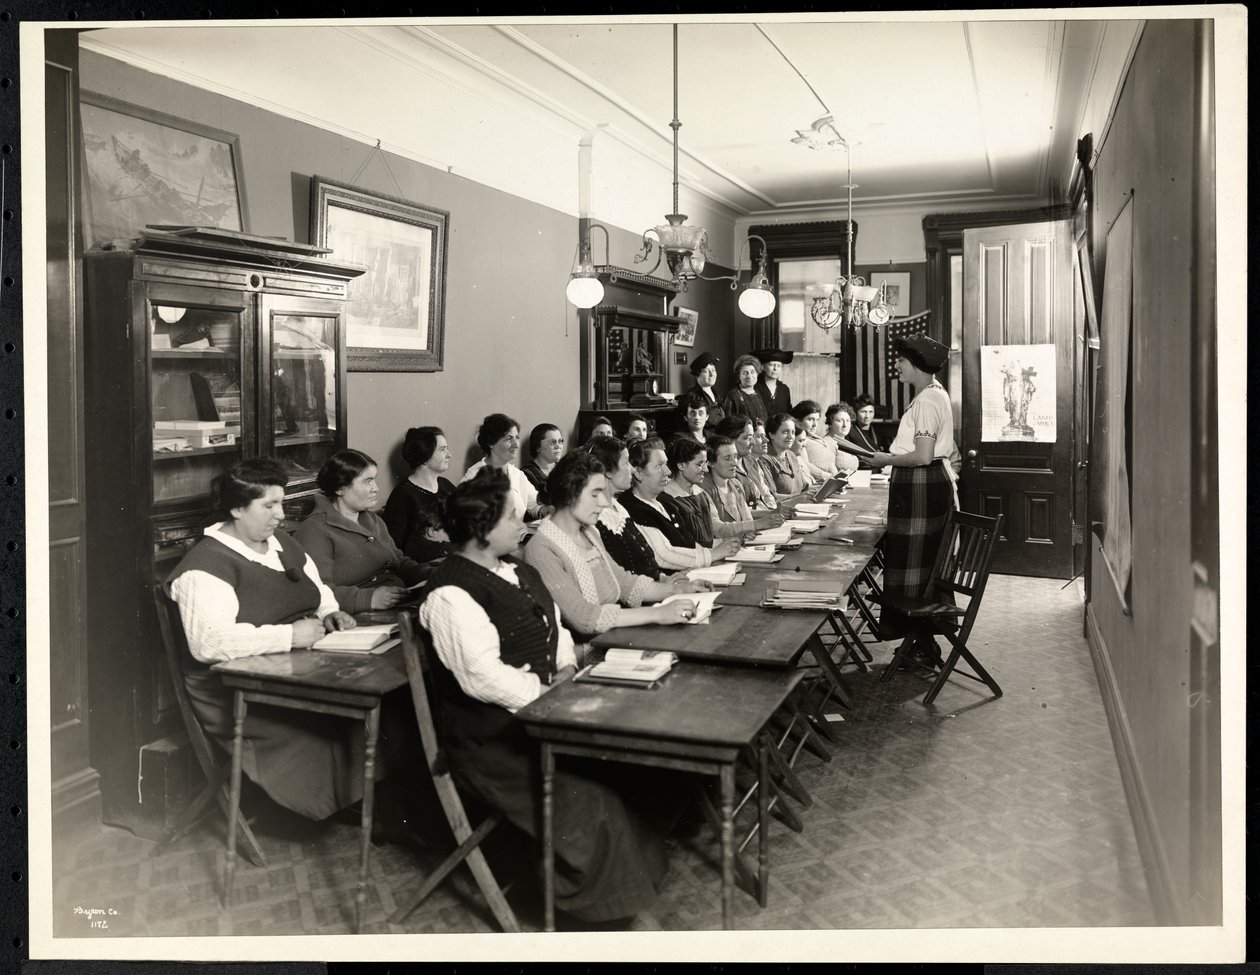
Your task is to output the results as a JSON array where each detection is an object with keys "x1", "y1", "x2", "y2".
[
  {"x1": 659, "y1": 437, "x2": 718, "y2": 548},
  {"x1": 417, "y1": 467, "x2": 679, "y2": 925},
  {"x1": 586, "y1": 435, "x2": 662, "y2": 581},
  {"x1": 166, "y1": 458, "x2": 363, "y2": 821},
  {"x1": 620, "y1": 438, "x2": 740, "y2": 571}
]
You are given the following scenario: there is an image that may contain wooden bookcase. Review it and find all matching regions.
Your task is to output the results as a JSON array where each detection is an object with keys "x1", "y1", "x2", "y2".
[{"x1": 83, "y1": 228, "x2": 364, "y2": 837}]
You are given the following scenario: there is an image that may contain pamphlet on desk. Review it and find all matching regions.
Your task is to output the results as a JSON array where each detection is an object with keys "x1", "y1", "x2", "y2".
[
  {"x1": 761, "y1": 583, "x2": 845, "y2": 610},
  {"x1": 794, "y1": 501, "x2": 842, "y2": 518},
  {"x1": 312, "y1": 623, "x2": 400, "y2": 654},
  {"x1": 660, "y1": 590, "x2": 722, "y2": 623},
  {"x1": 732, "y1": 544, "x2": 784, "y2": 563},
  {"x1": 811, "y1": 475, "x2": 848, "y2": 502},
  {"x1": 686, "y1": 563, "x2": 741, "y2": 586},
  {"x1": 575, "y1": 648, "x2": 679, "y2": 689}
]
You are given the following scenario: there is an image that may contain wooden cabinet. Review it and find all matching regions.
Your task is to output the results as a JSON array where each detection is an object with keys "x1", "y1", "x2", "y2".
[
  {"x1": 83, "y1": 229, "x2": 363, "y2": 837},
  {"x1": 581, "y1": 266, "x2": 681, "y2": 412}
]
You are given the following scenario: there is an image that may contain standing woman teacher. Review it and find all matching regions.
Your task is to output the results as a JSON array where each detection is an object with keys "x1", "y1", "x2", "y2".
[{"x1": 869, "y1": 334, "x2": 959, "y2": 637}]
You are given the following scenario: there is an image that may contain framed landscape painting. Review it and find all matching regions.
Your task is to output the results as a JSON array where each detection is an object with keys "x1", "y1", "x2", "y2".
[
  {"x1": 79, "y1": 91, "x2": 249, "y2": 246},
  {"x1": 310, "y1": 176, "x2": 450, "y2": 372}
]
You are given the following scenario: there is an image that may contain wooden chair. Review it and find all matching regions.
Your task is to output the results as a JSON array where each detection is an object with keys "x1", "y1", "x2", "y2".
[
  {"x1": 877, "y1": 511, "x2": 1005, "y2": 705},
  {"x1": 150, "y1": 589, "x2": 267, "y2": 867},
  {"x1": 391, "y1": 613, "x2": 519, "y2": 931}
]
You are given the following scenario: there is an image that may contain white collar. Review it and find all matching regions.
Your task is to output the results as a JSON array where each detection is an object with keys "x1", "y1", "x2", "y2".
[{"x1": 204, "y1": 522, "x2": 282, "y2": 564}]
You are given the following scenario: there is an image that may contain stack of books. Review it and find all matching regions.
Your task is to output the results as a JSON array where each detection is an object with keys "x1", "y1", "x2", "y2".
[
  {"x1": 752, "y1": 525, "x2": 793, "y2": 546},
  {"x1": 312, "y1": 623, "x2": 400, "y2": 654},
  {"x1": 154, "y1": 420, "x2": 236, "y2": 449},
  {"x1": 761, "y1": 575, "x2": 850, "y2": 610},
  {"x1": 579, "y1": 649, "x2": 679, "y2": 688}
]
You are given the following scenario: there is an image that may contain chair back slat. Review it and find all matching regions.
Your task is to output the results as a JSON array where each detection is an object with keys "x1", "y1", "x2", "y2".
[{"x1": 152, "y1": 588, "x2": 229, "y2": 776}]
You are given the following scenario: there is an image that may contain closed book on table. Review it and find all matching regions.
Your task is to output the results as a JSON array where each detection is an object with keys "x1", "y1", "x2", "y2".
[{"x1": 313, "y1": 623, "x2": 399, "y2": 653}]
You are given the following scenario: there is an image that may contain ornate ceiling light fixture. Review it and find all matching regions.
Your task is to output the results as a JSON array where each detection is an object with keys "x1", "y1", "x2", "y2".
[{"x1": 792, "y1": 114, "x2": 889, "y2": 330}]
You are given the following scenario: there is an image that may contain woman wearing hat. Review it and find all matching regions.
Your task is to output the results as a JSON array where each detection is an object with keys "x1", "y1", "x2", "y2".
[
  {"x1": 753, "y1": 348, "x2": 794, "y2": 416},
  {"x1": 870, "y1": 334, "x2": 959, "y2": 638},
  {"x1": 678, "y1": 351, "x2": 725, "y2": 433},
  {"x1": 720, "y1": 354, "x2": 769, "y2": 425}
]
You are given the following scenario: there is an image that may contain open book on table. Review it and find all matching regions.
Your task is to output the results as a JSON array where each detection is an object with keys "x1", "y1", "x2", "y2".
[
  {"x1": 660, "y1": 590, "x2": 722, "y2": 623},
  {"x1": 751, "y1": 525, "x2": 792, "y2": 546},
  {"x1": 312, "y1": 622, "x2": 399, "y2": 653},
  {"x1": 578, "y1": 648, "x2": 679, "y2": 686},
  {"x1": 686, "y1": 563, "x2": 741, "y2": 586},
  {"x1": 732, "y1": 544, "x2": 783, "y2": 563}
]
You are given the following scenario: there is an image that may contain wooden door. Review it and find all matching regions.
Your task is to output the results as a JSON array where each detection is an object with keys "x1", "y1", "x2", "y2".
[{"x1": 961, "y1": 220, "x2": 1074, "y2": 577}]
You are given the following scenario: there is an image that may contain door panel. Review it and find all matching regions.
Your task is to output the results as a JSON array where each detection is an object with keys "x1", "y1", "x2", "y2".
[{"x1": 962, "y1": 219, "x2": 1074, "y2": 578}]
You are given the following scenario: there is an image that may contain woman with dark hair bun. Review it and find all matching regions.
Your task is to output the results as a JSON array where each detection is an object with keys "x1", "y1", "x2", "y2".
[
  {"x1": 521, "y1": 423, "x2": 565, "y2": 506},
  {"x1": 846, "y1": 394, "x2": 887, "y2": 471},
  {"x1": 294, "y1": 449, "x2": 431, "y2": 612},
  {"x1": 382, "y1": 425, "x2": 455, "y2": 563},
  {"x1": 418, "y1": 467, "x2": 678, "y2": 926},
  {"x1": 523, "y1": 451, "x2": 704, "y2": 654},
  {"x1": 586, "y1": 435, "x2": 663, "y2": 580},
  {"x1": 165, "y1": 457, "x2": 363, "y2": 821},
  {"x1": 660, "y1": 437, "x2": 717, "y2": 547},
  {"x1": 462, "y1": 413, "x2": 553, "y2": 521}
]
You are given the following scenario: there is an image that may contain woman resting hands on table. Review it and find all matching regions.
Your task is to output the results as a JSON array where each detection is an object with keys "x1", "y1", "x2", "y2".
[
  {"x1": 524, "y1": 451, "x2": 708, "y2": 657},
  {"x1": 418, "y1": 467, "x2": 682, "y2": 925},
  {"x1": 166, "y1": 458, "x2": 362, "y2": 821}
]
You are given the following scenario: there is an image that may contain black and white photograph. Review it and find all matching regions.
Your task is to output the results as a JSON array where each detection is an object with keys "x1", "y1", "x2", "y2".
[{"x1": 12, "y1": 6, "x2": 1246, "y2": 967}]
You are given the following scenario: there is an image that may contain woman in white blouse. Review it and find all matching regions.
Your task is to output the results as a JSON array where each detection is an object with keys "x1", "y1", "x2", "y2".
[
  {"x1": 462, "y1": 413, "x2": 553, "y2": 522},
  {"x1": 869, "y1": 334, "x2": 960, "y2": 639},
  {"x1": 418, "y1": 467, "x2": 680, "y2": 926},
  {"x1": 166, "y1": 458, "x2": 362, "y2": 822}
]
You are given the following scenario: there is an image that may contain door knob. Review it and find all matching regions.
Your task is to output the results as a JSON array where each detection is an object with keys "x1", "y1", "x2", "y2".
[{"x1": 966, "y1": 450, "x2": 977, "y2": 458}]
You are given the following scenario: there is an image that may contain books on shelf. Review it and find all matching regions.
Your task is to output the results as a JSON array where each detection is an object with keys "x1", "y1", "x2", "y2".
[
  {"x1": 587, "y1": 648, "x2": 678, "y2": 684},
  {"x1": 686, "y1": 563, "x2": 740, "y2": 586},
  {"x1": 154, "y1": 420, "x2": 229, "y2": 431},
  {"x1": 312, "y1": 623, "x2": 399, "y2": 653}
]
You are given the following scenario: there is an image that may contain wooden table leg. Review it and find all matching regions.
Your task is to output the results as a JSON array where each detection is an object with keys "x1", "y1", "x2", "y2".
[
  {"x1": 355, "y1": 705, "x2": 380, "y2": 934},
  {"x1": 542, "y1": 743, "x2": 556, "y2": 933},
  {"x1": 757, "y1": 741, "x2": 769, "y2": 907},
  {"x1": 720, "y1": 763, "x2": 735, "y2": 930},
  {"x1": 223, "y1": 690, "x2": 247, "y2": 909}
]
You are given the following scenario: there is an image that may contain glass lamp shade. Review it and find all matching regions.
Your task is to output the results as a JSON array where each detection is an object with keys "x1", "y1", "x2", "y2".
[
  {"x1": 155, "y1": 304, "x2": 187, "y2": 324},
  {"x1": 566, "y1": 273, "x2": 605, "y2": 309},
  {"x1": 738, "y1": 283, "x2": 777, "y2": 319}
]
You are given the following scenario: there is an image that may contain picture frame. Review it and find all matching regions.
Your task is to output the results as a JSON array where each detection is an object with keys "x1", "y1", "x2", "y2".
[
  {"x1": 672, "y1": 306, "x2": 699, "y2": 348},
  {"x1": 868, "y1": 270, "x2": 912, "y2": 318},
  {"x1": 79, "y1": 91, "x2": 249, "y2": 247},
  {"x1": 310, "y1": 176, "x2": 449, "y2": 372}
]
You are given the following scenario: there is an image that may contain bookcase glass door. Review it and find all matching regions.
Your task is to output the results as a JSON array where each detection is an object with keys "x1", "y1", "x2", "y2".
[
  {"x1": 269, "y1": 312, "x2": 340, "y2": 491},
  {"x1": 148, "y1": 298, "x2": 245, "y2": 505}
]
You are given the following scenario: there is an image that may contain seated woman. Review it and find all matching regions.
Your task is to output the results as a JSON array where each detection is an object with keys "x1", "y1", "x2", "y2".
[
  {"x1": 847, "y1": 394, "x2": 888, "y2": 471},
  {"x1": 620, "y1": 438, "x2": 740, "y2": 570},
  {"x1": 764, "y1": 413, "x2": 813, "y2": 496},
  {"x1": 462, "y1": 413, "x2": 552, "y2": 522},
  {"x1": 294, "y1": 449, "x2": 432, "y2": 613},
  {"x1": 720, "y1": 354, "x2": 769, "y2": 426},
  {"x1": 822, "y1": 402, "x2": 862, "y2": 476},
  {"x1": 792, "y1": 399, "x2": 857, "y2": 480},
  {"x1": 749, "y1": 417, "x2": 788, "y2": 502},
  {"x1": 586, "y1": 415, "x2": 615, "y2": 443},
  {"x1": 166, "y1": 458, "x2": 363, "y2": 822},
  {"x1": 382, "y1": 425, "x2": 455, "y2": 564},
  {"x1": 622, "y1": 413, "x2": 649, "y2": 444},
  {"x1": 701, "y1": 435, "x2": 783, "y2": 542},
  {"x1": 521, "y1": 423, "x2": 566, "y2": 506},
  {"x1": 418, "y1": 468, "x2": 678, "y2": 926},
  {"x1": 523, "y1": 451, "x2": 704, "y2": 654},
  {"x1": 586, "y1": 434, "x2": 664, "y2": 580},
  {"x1": 660, "y1": 437, "x2": 718, "y2": 548},
  {"x1": 672, "y1": 393, "x2": 709, "y2": 445},
  {"x1": 714, "y1": 414, "x2": 776, "y2": 512}
]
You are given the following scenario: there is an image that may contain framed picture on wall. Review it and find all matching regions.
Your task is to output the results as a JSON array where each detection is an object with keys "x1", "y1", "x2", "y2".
[
  {"x1": 868, "y1": 271, "x2": 911, "y2": 318},
  {"x1": 310, "y1": 176, "x2": 449, "y2": 372},
  {"x1": 79, "y1": 91, "x2": 249, "y2": 247},
  {"x1": 672, "y1": 306, "x2": 699, "y2": 347}
]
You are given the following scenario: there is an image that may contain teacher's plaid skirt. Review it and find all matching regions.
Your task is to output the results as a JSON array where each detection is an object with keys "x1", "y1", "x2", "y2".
[{"x1": 880, "y1": 461, "x2": 954, "y2": 638}]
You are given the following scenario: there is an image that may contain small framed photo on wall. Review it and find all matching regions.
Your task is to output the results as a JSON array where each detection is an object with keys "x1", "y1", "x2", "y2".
[
  {"x1": 869, "y1": 271, "x2": 911, "y2": 318},
  {"x1": 672, "y1": 307, "x2": 699, "y2": 348}
]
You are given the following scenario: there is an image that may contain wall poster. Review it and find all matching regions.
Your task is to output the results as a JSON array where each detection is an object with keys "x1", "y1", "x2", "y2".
[{"x1": 980, "y1": 344, "x2": 1057, "y2": 442}]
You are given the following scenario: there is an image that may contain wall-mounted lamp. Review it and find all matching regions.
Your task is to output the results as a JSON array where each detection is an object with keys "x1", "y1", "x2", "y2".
[{"x1": 565, "y1": 221, "x2": 611, "y2": 310}]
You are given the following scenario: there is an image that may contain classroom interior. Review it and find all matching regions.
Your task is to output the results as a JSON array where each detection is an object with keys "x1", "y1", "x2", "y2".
[{"x1": 31, "y1": 11, "x2": 1238, "y2": 955}]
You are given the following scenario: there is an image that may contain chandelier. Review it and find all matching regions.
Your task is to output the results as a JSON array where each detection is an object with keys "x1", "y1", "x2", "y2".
[
  {"x1": 792, "y1": 114, "x2": 890, "y2": 330},
  {"x1": 631, "y1": 24, "x2": 777, "y2": 319}
]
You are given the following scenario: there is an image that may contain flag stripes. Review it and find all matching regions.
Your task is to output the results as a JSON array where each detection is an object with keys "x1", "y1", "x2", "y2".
[{"x1": 853, "y1": 311, "x2": 931, "y2": 419}]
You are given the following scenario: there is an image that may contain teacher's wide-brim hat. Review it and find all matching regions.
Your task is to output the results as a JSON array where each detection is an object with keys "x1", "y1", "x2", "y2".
[
  {"x1": 892, "y1": 333, "x2": 950, "y2": 373},
  {"x1": 689, "y1": 351, "x2": 720, "y2": 376},
  {"x1": 752, "y1": 347, "x2": 794, "y2": 365}
]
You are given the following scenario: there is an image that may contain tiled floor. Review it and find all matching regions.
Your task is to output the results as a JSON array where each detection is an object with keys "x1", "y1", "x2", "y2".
[{"x1": 51, "y1": 574, "x2": 1155, "y2": 937}]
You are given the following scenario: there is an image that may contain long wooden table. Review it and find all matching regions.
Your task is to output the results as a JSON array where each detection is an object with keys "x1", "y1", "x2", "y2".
[
  {"x1": 212, "y1": 645, "x2": 408, "y2": 933},
  {"x1": 517, "y1": 664, "x2": 804, "y2": 931}
]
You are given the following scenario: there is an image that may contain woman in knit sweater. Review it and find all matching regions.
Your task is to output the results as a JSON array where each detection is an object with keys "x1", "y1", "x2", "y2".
[
  {"x1": 294, "y1": 449, "x2": 431, "y2": 613},
  {"x1": 522, "y1": 452, "x2": 704, "y2": 655}
]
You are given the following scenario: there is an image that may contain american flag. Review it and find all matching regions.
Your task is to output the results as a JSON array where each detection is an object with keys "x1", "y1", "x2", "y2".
[{"x1": 853, "y1": 310, "x2": 932, "y2": 419}]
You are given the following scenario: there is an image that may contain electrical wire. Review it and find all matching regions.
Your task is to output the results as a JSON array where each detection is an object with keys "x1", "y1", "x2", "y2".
[{"x1": 755, "y1": 24, "x2": 831, "y2": 116}]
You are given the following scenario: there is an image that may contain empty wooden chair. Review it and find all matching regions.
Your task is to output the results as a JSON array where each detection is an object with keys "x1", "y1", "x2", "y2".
[
  {"x1": 391, "y1": 613, "x2": 519, "y2": 931},
  {"x1": 150, "y1": 589, "x2": 266, "y2": 867},
  {"x1": 877, "y1": 511, "x2": 1005, "y2": 705}
]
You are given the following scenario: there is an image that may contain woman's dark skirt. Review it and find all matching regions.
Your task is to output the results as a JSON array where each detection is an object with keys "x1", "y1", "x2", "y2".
[{"x1": 880, "y1": 461, "x2": 954, "y2": 638}]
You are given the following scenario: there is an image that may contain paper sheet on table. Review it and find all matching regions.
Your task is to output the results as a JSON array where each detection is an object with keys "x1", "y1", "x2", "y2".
[
  {"x1": 686, "y1": 563, "x2": 740, "y2": 586},
  {"x1": 794, "y1": 502, "x2": 835, "y2": 518},
  {"x1": 846, "y1": 470, "x2": 872, "y2": 488},
  {"x1": 752, "y1": 525, "x2": 792, "y2": 545},
  {"x1": 732, "y1": 545, "x2": 784, "y2": 563},
  {"x1": 784, "y1": 519, "x2": 822, "y2": 533},
  {"x1": 661, "y1": 590, "x2": 722, "y2": 623}
]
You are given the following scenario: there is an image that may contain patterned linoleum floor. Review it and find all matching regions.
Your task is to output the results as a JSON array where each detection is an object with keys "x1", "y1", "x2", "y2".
[{"x1": 51, "y1": 574, "x2": 1155, "y2": 937}]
